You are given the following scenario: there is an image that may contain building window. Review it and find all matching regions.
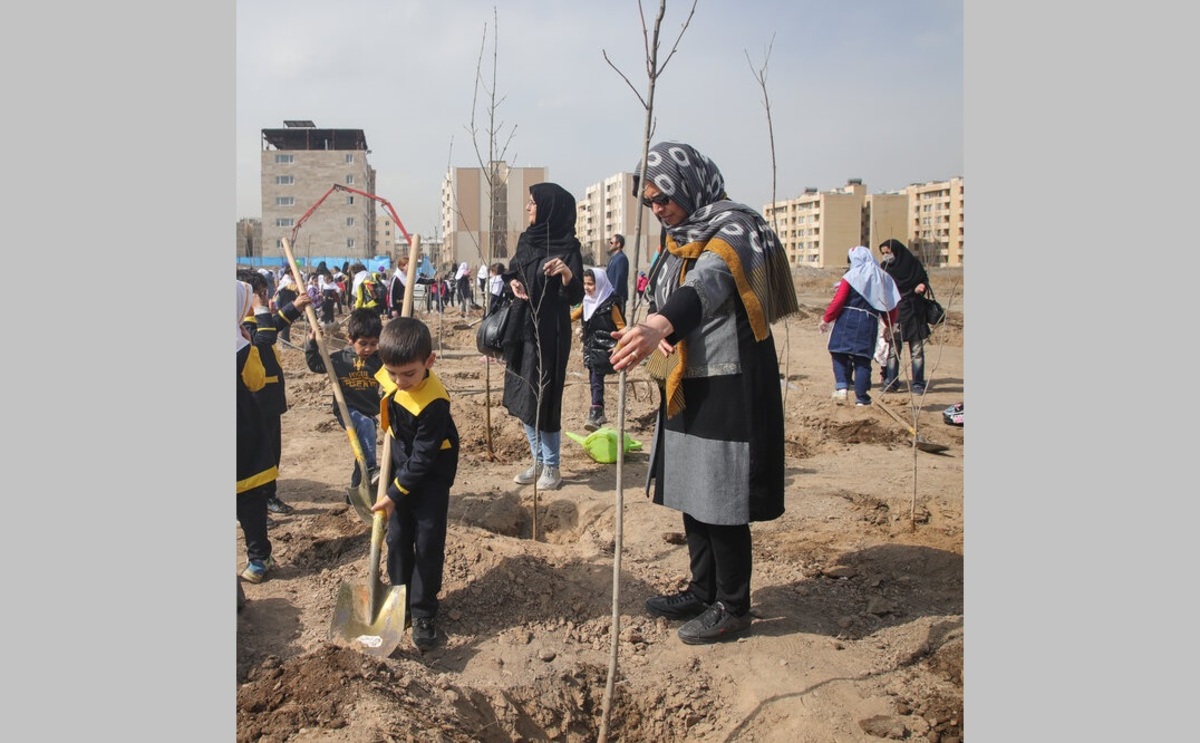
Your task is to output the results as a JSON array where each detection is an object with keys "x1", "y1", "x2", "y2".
[
  {"x1": 275, "y1": 175, "x2": 294, "y2": 185},
  {"x1": 276, "y1": 218, "x2": 294, "y2": 227},
  {"x1": 276, "y1": 196, "x2": 294, "y2": 206},
  {"x1": 346, "y1": 217, "x2": 355, "y2": 227},
  {"x1": 346, "y1": 238, "x2": 355, "y2": 249},
  {"x1": 346, "y1": 174, "x2": 355, "y2": 185},
  {"x1": 346, "y1": 196, "x2": 354, "y2": 205},
  {"x1": 345, "y1": 153, "x2": 355, "y2": 164},
  {"x1": 274, "y1": 154, "x2": 294, "y2": 164}
]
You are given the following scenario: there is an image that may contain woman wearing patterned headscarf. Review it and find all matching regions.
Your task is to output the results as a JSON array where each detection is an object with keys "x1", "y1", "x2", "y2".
[
  {"x1": 878, "y1": 238, "x2": 932, "y2": 394},
  {"x1": 500, "y1": 183, "x2": 586, "y2": 491},
  {"x1": 611, "y1": 141, "x2": 800, "y2": 645}
]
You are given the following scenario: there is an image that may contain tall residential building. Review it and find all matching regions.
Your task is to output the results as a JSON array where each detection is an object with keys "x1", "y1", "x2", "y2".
[
  {"x1": 259, "y1": 120, "x2": 378, "y2": 262},
  {"x1": 764, "y1": 177, "x2": 965, "y2": 268},
  {"x1": 865, "y1": 192, "x2": 910, "y2": 254},
  {"x1": 376, "y1": 213, "x2": 398, "y2": 260},
  {"x1": 441, "y1": 161, "x2": 546, "y2": 269},
  {"x1": 764, "y1": 180, "x2": 868, "y2": 268},
  {"x1": 576, "y1": 173, "x2": 663, "y2": 279},
  {"x1": 907, "y1": 177, "x2": 964, "y2": 267},
  {"x1": 236, "y1": 218, "x2": 262, "y2": 260}
]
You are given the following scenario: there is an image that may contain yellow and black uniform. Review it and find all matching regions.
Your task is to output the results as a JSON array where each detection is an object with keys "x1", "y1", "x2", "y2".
[
  {"x1": 237, "y1": 344, "x2": 275, "y2": 564},
  {"x1": 375, "y1": 367, "x2": 459, "y2": 622},
  {"x1": 243, "y1": 301, "x2": 304, "y2": 500}
]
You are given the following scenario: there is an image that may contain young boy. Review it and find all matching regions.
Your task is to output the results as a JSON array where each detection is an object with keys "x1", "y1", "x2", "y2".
[
  {"x1": 372, "y1": 317, "x2": 459, "y2": 651},
  {"x1": 237, "y1": 280, "x2": 277, "y2": 585},
  {"x1": 571, "y1": 268, "x2": 625, "y2": 430},
  {"x1": 238, "y1": 268, "x2": 310, "y2": 515},
  {"x1": 304, "y1": 308, "x2": 384, "y2": 499}
]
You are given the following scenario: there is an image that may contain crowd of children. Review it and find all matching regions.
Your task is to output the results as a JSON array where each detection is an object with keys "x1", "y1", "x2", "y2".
[{"x1": 237, "y1": 262, "x2": 465, "y2": 651}]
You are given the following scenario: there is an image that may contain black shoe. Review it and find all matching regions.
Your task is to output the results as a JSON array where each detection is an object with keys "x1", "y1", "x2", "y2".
[
  {"x1": 645, "y1": 591, "x2": 710, "y2": 620},
  {"x1": 412, "y1": 616, "x2": 437, "y2": 650},
  {"x1": 266, "y1": 497, "x2": 294, "y2": 515},
  {"x1": 677, "y1": 601, "x2": 751, "y2": 645}
]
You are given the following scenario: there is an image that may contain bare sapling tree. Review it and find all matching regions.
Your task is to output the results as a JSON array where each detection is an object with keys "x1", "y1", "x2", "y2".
[
  {"x1": 456, "y1": 8, "x2": 519, "y2": 463},
  {"x1": 870, "y1": 231, "x2": 960, "y2": 529},
  {"x1": 597, "y1": 1, "x2": 697, "y2": 740},
  {"x1": 744, "y1": 33, "x2": 796, "y2": 410}
]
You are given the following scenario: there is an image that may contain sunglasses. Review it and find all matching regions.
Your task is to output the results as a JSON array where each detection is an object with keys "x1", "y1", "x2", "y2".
[{"x1": 641, "y1": 193, "x2": 671, "y2": 208}]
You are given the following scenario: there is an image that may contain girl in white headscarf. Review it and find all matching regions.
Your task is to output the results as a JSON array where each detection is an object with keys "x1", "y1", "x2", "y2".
[
  {"x1": 820, "y1": 246, "x2": 901, "y2": 406},
  {"x1": 571, "y1": 267, "x2": 625, "y2": 430}
]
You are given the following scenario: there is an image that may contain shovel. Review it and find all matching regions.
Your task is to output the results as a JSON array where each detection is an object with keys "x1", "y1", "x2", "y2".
[
  {"x1": 280, "y1": 237, "x2": 374, "y2": 524},
  {"x1": 876, "y1": 401, "x2": 950, "y2": 454},
  {"x1": 328, "y1": 434, "x2": 407, "y2": 657}
]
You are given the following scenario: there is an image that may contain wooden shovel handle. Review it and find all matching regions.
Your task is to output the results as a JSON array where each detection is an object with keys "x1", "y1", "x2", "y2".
[{"x1": 279, "y1": 238, "x2": 372, "y2": 475}]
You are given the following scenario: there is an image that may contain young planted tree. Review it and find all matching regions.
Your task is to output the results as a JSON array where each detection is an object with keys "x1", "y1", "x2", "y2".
[
  {"x1": 744, "y1": 33, "x2": 797, "y2": 410},
  {"x1": 446, "y1": 9, "x2": 519, "y2": 464},
  {"x1": 598, "y1": 1, "x2": 698, "y2": 739}
]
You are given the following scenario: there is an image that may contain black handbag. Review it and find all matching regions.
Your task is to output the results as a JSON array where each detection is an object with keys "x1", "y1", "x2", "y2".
[
  {"x1": 924, "y1": 288, "x2": 946, "y2": 326},
  {"x1": 476, "y1": 300, "x2": 512, "y2": 358}
]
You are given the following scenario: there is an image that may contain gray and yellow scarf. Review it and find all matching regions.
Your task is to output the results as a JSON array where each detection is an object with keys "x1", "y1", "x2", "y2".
[{"x1": 638, "y1": 142, "x2": 799, "y2": 416}]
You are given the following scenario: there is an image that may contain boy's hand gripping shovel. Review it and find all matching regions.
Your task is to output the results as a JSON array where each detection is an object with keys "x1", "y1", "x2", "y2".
[
  {"x1": 328, "y1": 434, "x2": 406, "y2": 657},
  {"x1": 280, "y1": 237, "x2": 374, "y2": 524}
]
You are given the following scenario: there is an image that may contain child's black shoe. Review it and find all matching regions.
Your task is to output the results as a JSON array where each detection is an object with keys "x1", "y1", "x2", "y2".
[{"x1": 412, "y1": 616, "x2": 437, "y2": 650}]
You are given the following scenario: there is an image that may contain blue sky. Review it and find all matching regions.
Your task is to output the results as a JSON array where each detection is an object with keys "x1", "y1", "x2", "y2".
[{"x1": 237, "y1": 0, "x2": 962, "y2": 236}]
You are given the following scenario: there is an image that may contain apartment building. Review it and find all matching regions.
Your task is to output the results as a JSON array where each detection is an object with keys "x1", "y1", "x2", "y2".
[
  {"x1": 376, "y1": 213, "x2": 399, "y2": 260},
  {"x1": 763, "y1": 177, "x2": 964, "y2": 268},
  {"x1": 764, "y1": 180, "x2": 869, "y2": 268},
  {"x1": 907, "y1": 177, "x2": 964, "y2": 267},
  {"x1": 441, "y1": 161, "x2": 546, "y2": 269},
  {"x1": 259, "y1": 121, "x2": 378, "y2": 262},
  {"x1": 576, "y1": 173, "x2": 663, "y2": 274},
  {"x1": 236, "y1": 218, "x2": 262, "y2": 260}
]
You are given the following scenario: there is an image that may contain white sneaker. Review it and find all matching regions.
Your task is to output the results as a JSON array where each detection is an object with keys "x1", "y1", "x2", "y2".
[
  {"x1": 514, "y1": 463, "x2": 542, "y2": 485},
  {"x1": 536, "y1": 465, "x2": 562, "y2": 490},
  {"x1": 831, "y1": 389, "x2": 847, "y2": 402}
]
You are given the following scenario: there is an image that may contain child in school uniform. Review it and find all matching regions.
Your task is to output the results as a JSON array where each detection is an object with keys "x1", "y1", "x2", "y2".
[
  {"x1": 237, "y1": 280, "x2": 277, "y2": 585},
  {"x1": 570, "y1": 268, "x2": 625, "y2": 430},
  {"x1": 304, "y1": 308, "x2": 384, "y2": 498},
  {"x1": 238, "y1": 268, "x2": 309, "y2": 515},
  {"x1": 372, "y1": 317, "x2": 459, "y2": 651}
]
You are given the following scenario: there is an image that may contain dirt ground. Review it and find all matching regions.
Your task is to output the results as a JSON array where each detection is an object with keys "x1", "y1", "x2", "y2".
[{"x1": 236, "y1": 266, "x2": 965, "y2": 743}]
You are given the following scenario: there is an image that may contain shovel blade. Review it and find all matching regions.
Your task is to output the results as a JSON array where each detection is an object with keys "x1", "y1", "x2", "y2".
[
  {"x1": 348, "y1": 481, "x2": 375, "y2": 525},
  {"x1": 915, "y1": 437, "x2": 950, "y2": 454},
  {"x1": 329, "y1": 581, "x2": 407, "y2": 658}
]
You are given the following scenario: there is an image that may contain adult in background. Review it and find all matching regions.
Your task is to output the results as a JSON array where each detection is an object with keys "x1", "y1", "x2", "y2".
[
  {"x1": 605, "y1": 233, "x2": 629, "y2": 317},
  {"x1": 611, "y1": 141, "x2": 799, "y2": 644},
  {"x1": 501, "y1": 182, "x2": 585, "y2": 491},
  {"x1": 878, "y1": 238, "x2": 932, "y2": 395},
  {"x1": 478, "y1": 261, "x2": 489, "y2": 302},
  {"x1": 820, "y1": 246, "x2": 901, "y2": 406},
  {"x1": 454, "y1": 261, "x2": 473, "y2": 318}
]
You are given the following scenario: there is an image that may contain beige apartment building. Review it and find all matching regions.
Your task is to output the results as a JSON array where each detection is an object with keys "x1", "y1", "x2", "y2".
[
  {"x1": 236, "y1": 218, "x2": 262, "y2": 260},
  {"x1": 259, "y1": 121, "x2": 378, "y2": 262},
  {"x1": 441, "y1": 161, "x2": 546, "y2": 270},
  {"x1": 908, "y1": 177, "x2": 964, "y2": 267},
  {"x1": 576, "y1": 173, "x2": 663, "y2": 277},
  {"x1": 763, "y1": 177, "x2": 964, "y2": 268}
]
